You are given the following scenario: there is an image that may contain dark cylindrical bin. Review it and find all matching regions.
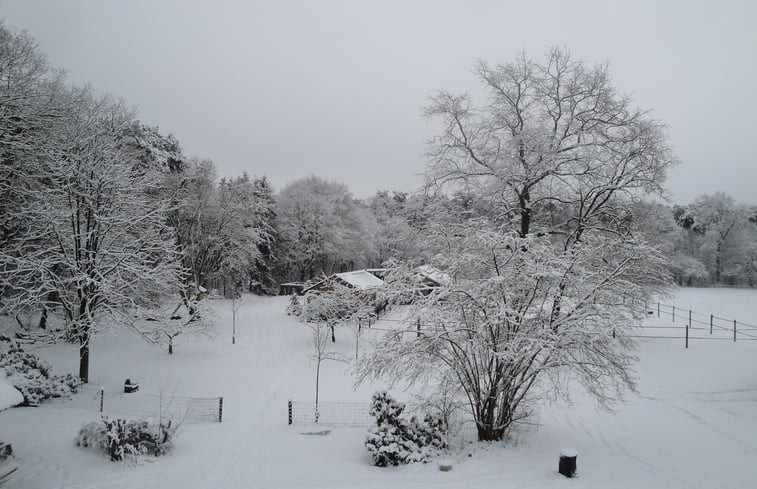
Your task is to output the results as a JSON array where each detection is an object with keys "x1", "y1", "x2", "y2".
[{"x1": 559, "y1": 449, "x2": 577, "y2": 478}]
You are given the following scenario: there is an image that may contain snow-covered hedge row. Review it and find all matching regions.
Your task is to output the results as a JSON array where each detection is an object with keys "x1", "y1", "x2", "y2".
[
  {"x1": 75, "y1": 417, "x2": 176, "y2": 462},
  {"x1": 365, "y1": 391, "x2": 446, "y2": 467},
  {"x1": 0, "y1": 337, "x2": 79, "y2": 405}
]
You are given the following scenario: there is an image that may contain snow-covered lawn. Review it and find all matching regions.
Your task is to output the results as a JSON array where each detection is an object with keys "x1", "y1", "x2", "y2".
[{"x1": 1, "y1": 288, "x2": 756, "y2": 488}]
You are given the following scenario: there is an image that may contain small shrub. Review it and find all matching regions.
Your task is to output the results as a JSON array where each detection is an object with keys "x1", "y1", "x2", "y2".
[
  {"x1": 365, "y1": 391, "x2": 447, "y2": 467},
  {"x1": 0, "y1": 339, "x2": 79, "y2": 405},
  {"x1": 75, "y1": 417, "x2": 176, "y2": 461},
  {"x1": 286, "y1": 295, "x2": 302, "y2": 317}
]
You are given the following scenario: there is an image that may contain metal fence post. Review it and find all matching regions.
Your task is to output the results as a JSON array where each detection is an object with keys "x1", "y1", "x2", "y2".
[
  {"x1": 710, "y1": 314, "x2": 713, "y2": 335},
  {"x1": 218, "y1": 397, "x2": 223, "y2": 423},
  {"x1": 672, "y1": 306, "x2": 675, "y2": 322},
  {"x1": 100, "y1": 388, "x2": 104, "y2": 413},
  {"x1": 288, "y1": 400, "x2": 293, "y2": 425},
  {"x1": 733, "y1": 320, "x2": 737, "y2": 342},
  {"x1": 657, "y1": 302, "x2": 660, "y2": 317},
  {"x1": 685, "y1": 321, "x2": 689, "y2": 349}
]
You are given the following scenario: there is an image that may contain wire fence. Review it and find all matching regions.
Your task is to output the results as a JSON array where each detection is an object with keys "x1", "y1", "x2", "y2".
[
  {"x1": 356, "y1": 301, "x2": 757, "y2": 350},
  {"x1": 288, "y1": 401, "x2": 373, "y2": 427},
  {"x1": 648, "y1": 301, "x2": 757, "y2": 348},
  {"x1": 287, "y1": 400, "x2": 542, "y2": 434},
  {"x1": 62, "y1": 385, "x2": 223, "y2": 423}
]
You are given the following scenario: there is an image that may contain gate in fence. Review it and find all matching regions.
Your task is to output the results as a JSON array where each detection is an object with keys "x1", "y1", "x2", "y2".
[{"x1": 64, "y1": 386, "x2": 223, "y2": 423}]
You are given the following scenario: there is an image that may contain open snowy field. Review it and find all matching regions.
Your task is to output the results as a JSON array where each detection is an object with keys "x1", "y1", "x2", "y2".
[{"x1": 1, "y1": 287, "x2": 756, "y2": 489}]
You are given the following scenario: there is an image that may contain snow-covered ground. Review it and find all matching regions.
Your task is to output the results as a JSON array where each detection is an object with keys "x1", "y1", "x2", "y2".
[{"x1": 1, "y1": 287, "x2": 756, "y2": 488}]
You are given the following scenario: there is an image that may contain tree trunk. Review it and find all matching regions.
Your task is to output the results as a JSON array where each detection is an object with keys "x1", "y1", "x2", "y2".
[
  {"x1": 38, "y1": 306, "x2": 48, "y2": 330},
  {"x1": 315, "y1": 358, "x2": 321, "y2": 422},
  {"x1": 518, "y1": 189, "x2": 531, "y2": 237},
  {"x1": 716, "y1": 242, "x2": 722, "y2": 283},
  {"x1": 79, "y1": 339, "x2": 90, "y2": 383},
  {"x1": 476, "y1": 422, "x2": 506, "y2": 441}
]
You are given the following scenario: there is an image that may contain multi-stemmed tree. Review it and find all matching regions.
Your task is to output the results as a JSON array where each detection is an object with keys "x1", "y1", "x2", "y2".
[{"x1": 358, "y1": 48, "x2": 676, "y2": 441}]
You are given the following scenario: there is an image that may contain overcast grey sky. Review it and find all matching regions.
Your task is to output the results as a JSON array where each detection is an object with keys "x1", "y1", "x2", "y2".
[{"x1": 2, "y1": 0, "x2": 755, "y2": 204}]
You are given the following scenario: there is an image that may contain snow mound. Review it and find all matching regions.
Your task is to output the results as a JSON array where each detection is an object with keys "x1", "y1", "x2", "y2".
[{"x1": 0, "y1": 370, "x2": 23, "y2": 411}]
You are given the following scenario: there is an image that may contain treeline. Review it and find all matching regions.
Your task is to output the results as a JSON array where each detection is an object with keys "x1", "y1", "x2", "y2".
[{"x1": 668, "y1": 194, "x2": 757, "y2": 286}]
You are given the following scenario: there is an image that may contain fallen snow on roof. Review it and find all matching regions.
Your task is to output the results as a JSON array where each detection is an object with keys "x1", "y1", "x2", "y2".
[
  {"x1": 415, "y1": 265, "x2": 451, "y2": 285},
  {"x1": 335, "y1": 270, "x2": 384, "y2": 290}
]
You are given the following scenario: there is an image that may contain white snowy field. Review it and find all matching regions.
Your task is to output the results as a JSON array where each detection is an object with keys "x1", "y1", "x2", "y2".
[{"x1": 1, "y1": 287, "x2": 756, "y2": 489}]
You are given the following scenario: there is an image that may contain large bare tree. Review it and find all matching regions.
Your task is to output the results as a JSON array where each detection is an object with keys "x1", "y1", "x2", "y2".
[
  {"x1": 1, "y1": 90, "x2": 183, "y2": 382},
  {"x1": 424, "y1": 48, "x2": 675, "y2": 241},
  {"x1": 358, "y1": 49, "x2": 675, "y2": 441}
]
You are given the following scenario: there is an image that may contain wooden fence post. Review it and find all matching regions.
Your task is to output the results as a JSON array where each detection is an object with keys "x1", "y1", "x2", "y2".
[
  {"x1": 417, "y1": 318, "x2": 421, "y2": 338},
  {"x1": 657, "y1": 302, "x2": 660, "y2": 317},
  {"x1": 688, "y1": 310, "x2": 691, "y2": 330},
  {"x1": 672, "y1": 306, "x2": 675, "y2": 322},
  {"x1": 218, "y1": 397, "x2": 223, "y2": 423},
  {"x1": 710, "y1": 314, "x2": 713, "y2": 335},
  {"x1": 100, "y1": 388, "x2": 104, "y2": 413},
  {"x1": 685, "y1": 321, "x2": 689, "y2": 349},
  {"x1": 288, "y1": 400, "x2": 293, "y2": 425}
]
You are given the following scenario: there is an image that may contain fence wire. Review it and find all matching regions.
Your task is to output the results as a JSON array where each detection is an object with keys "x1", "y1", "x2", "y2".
[
  {"x1": 62, "y1": 385, "x2": 222, "y2": 423},
  {"x1": 288, "y1": 401, "x2": 373, "y2": 427},
  {"x1": 359, "y1": 301, "x2": 757, "y2": 347}
]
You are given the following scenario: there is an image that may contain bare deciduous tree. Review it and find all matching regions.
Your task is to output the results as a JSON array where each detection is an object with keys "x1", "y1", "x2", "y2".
[
  {"x1": 1, "y1": 90, "x2": 184, "y2": 381},
  {"x1": 423, "y1": 47, "x2": 676, "y2": 241},
  {"x1": 358, "y1": 49, "x2": 675, "y2": 441}
]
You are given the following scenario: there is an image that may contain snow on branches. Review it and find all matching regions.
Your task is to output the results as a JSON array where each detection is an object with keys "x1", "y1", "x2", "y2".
[
  {"x1": 0, "y1": 336, "x2": 79, "y2": 405},
  {"x1": 358, "y1": 223, "x2": 670, "y2": 441},
  {"x1": 365, "y1": 391, "x2": 446, "y2": 466}
]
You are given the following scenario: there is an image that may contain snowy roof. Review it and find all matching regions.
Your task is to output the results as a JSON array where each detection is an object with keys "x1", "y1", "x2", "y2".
[
  {"x1": 414, "y1": 265, "x2": 451, "y2": 286},
  {"x1": 334, "y1": 270, "x2": 384, "y2": 290}
]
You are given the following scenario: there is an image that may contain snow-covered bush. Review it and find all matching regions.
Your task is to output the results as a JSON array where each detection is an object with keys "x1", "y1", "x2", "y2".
[
  {"x1": 0, "y1": 338, "x2": 79, "y2": 405},
  {"x1": 365, "y1": 391, "x2": 446, "y2": 467},
  {"x1": 75, "y1": 417, "x2": 176, "y2": 462},
  {"x1": 285, "y1": 295, "x2": 302, "y2": 317}
]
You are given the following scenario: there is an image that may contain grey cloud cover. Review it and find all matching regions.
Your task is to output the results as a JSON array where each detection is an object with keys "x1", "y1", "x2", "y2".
[{"x1": 1, "y1": 0, "x2": 755, "y2": 203}]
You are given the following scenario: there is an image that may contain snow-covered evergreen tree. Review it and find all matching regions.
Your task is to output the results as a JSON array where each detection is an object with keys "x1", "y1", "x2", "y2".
[{"x1": 365, "y1": 391, "x2": 446, "y2": 466}]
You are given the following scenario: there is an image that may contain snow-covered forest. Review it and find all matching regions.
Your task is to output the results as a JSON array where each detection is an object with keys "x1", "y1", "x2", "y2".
[{"x1": 1, "y1": 13, "x2": 757, "y2": 489}]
